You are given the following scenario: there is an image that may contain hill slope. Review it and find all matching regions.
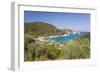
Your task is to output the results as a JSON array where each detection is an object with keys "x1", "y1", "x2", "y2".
[{"x1": 24, "y1": 22, "x2": 66, "y2": 37}]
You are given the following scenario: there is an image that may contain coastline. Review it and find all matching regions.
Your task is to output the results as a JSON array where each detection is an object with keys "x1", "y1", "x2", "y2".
[{"x1": 37, "y1": 31, "x2": 82, "y2": 43}]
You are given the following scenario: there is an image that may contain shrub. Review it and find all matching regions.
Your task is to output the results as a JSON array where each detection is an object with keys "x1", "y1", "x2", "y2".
[
  {"x1": 24, "y1": 51, "x2": 33, "y2": 61},
  {"x1": 45, "y1": 46, "x2": 60, "y2": 60}
]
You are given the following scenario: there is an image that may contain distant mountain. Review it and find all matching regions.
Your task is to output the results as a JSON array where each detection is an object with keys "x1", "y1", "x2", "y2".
[
  {"x1": 62, "y1": 29, "x2": 73, "y2": 33},
  {"x1": 24, "y1": 22, "x2": 72, "y2": 37}
]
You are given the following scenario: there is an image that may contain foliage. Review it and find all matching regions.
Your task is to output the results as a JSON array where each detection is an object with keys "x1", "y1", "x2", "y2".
[
  {"x1": 24, "y1": 33, "x2": 45, "y2": 61},
  {"x1": 24, "y1": 22, "x2": 67, "y2": 37},
  {"x1": 24, "y1": 32, "x2": 61, "y2": 61},
  {"x1": 59, "y1": 33, "x2": 90, "y2": 59},
  {"x1": 45, "y1": 45, "x2": 61, "y2": 60}
]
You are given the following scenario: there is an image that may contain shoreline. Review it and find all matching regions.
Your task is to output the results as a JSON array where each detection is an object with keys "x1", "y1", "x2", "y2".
[{"x1": 37, "y1": 31, "x2": 88, "y2": 43}]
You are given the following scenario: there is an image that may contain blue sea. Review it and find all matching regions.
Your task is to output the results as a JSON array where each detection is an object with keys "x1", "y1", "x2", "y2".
[{"x1": 46, "y1": 32, "x2": 88, "y2": 43}]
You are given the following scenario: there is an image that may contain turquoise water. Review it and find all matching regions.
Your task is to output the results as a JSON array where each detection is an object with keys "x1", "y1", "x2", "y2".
[{"x1": 46, "y1": 32, "x2": 88, "y2": 43}]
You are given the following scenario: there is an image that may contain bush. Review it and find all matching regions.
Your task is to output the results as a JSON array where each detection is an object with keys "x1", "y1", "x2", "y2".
[
  {"x1": 45, "y1": 46, "x2": 60, "y2": 60},
  {"x1": 24, "y1": 51, "x2": 33, "y2": 61}
]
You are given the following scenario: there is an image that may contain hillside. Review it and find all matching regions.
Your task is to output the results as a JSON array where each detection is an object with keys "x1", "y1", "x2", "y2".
[
  {"x1": 59, "y1": 33, "x2": 90, "y2": 59},
  {"x1": 24, "y1": 22, "x2": 68, "y2": 37}
]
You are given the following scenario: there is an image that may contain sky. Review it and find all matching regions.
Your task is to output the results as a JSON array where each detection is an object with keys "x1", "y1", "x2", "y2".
[{"x1": 24, "y1": 11, "x2": 90, "y2": 32}]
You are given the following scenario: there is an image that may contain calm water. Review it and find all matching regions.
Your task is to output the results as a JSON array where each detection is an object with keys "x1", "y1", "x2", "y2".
[{"x1": 46, "y1": 32, "x2": 88, "y2": 43}]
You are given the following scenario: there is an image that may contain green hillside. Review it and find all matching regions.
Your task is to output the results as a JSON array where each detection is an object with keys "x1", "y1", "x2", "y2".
[{"x1": 24, "y1": 22, "x2": 67, "y2": 37}]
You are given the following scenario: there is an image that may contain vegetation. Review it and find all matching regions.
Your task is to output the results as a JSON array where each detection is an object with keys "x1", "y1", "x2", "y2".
[
  {"x1": 45, "y1": 45, "x2": 61, "y2": 60},
  {"x1": 24, "y1": 21, "x2": 90, "y2": 61},
  {"x1": 59, "y1": 33, "x2": 90, "y2": 59},
  {"x1": 24, "y1": 22, "x2": 71, "y2": 37},
  {"x1": 24, "y1": 32, "x2": 61, "y2": 61}
]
